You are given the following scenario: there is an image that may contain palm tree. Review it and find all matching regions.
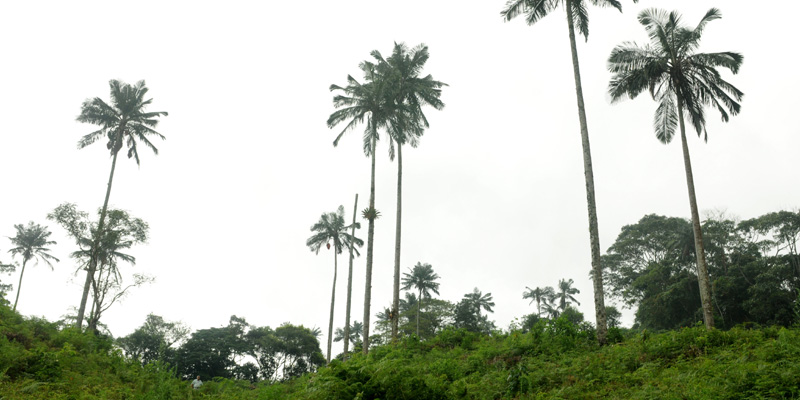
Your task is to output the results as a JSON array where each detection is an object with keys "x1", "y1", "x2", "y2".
[
  {"x1": 501, "y1": 0, "x2": 637, "y2": 345},
  {"x1": 306, "y1": 206, "x2": 364, "y2": 364},
  {"x1": 75, "y1": 79, "x2": 167, "y2": 329},
  {"x1": 334, "y1": 321, "x2": 363, "y2": 347},
  {"x1": 365, "y1": 43, "x2": 447, "y2": 341},
  {"x1": 556, "y1": 278, "x2": 581, "y2": 311},
  {"x1": 607, "y1": 8, "x2": 743, "y2": 329},
  {"x1": 328, "y1": 60, "x2": 402, "y2": 354},
  {"x1": 401, "y1": 262, "x2": 441, "y2": 336},
  {"x1": 523, "y1": 286, "x2": 556, "y2": 317},
  {"x1": 7, "y1": 222, "x2": 59, "y2": 312},
  {"x1": 464, "y1": 288, "x2": 495, "y2": 320}
]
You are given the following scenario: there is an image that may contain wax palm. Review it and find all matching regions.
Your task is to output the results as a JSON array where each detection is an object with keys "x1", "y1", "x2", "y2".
[
  {"x1": 306, "y1": 206, "x2": 363, "y2": 364},
  {"x1": 75, "y1": 79, "x2": 167, "y2": 329},
  {"x1": 342, "y1": 194, "x2": 359, "y2": 361},
  {"x1": 556, "y1": 278, "x2": 581, "y2": 310},
  {"x1": 607, "y1": 8, "x2": 743, "y2": 329},
  {"x1": 464, "y1": 288, "x2": 495, "y2": 320},
  {"x1": 367, "y1": 43, "x2": 447, "y2": 341},
  {"x1": 329, "y1": 64, "x2": 394, "y2": 354},
  {"x1": 7, "y1": 222, "x2": 59, "y2": 312},
  {"x1": 523, "y1": 286, "x2": 556, "y2": 317},
  {"x1": 401, "y1": 262, "x2": 441, "y2": 336},
  {"x1": 501, "y1": 0, "x2": 636, "y2": 345}
]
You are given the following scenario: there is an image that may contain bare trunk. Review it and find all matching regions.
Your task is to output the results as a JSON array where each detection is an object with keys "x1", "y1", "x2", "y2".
[
  {"x1": 417, "y1": 288, "x2": 421, "y2": 337},
  {"x1": 77, "y1": 146, "x2": 121, "y2": 329},
  {"x1": 677, "y1": 99, "x2": 715, "y2": 329},
  {"x1": 565, "y1": 0, "x2": 607, "y2": 344},
  {"x1": 343, "y1": 194, "x2": 358, "y2": 361},
  {"x1": 391, "y1": 143, "x2": 403, "y2": 341},
  {"x1": 12, "y1": 259, "x2": 28, "y2": 312},
  {"x1": 363, "y1": 134, "x2": 377, "y2": 355},
  {"x1": 326, "y1": 250, "x2": 337, "y2": 364}
]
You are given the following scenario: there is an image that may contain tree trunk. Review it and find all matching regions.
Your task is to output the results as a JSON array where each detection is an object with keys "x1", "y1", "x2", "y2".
[
  {"x1": 677, "y1": 98, "x2": 715, "y2": 329},
  {"x1": 417, "y1": 288, "x2": 421, "y2": 337},
  {"x1": 77, "y1": 145, "x2": 121, "y2": 329},
  {"x1": 12, "y1": 259, "x2": 28, "y2": 312},
  {"x1": 391, "y1": 142, "x2": 403, "y2": 342},
  {"x1": 363, "y1": 134, "x2": 377, "y2": 355},
  {"x1": 326, "y1": 250, "x2": 337, "y2": 364},
  {"x1": 343, "y1": 193, "x2": 358, "y2": 361},
  {"x1": 565, "y1": 0, "x2": 608, "y2": 345}
]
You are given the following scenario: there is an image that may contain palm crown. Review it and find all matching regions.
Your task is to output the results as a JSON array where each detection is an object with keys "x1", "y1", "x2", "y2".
[
  {"x1": 607, "y1": 8, "x2": 744, "y2": 143},
  {"x1": 501, "y1": 0, "x2": 627, "y2": 40},
  {"x1": 306, "y1": 206, "x2": 363, "y2": 255},
  {"x1": 77, "y1": 80, "x2": 168, "y2": 164},
  {"x1": 401, "y1": 262, "x2": 441, "y2": 300}
]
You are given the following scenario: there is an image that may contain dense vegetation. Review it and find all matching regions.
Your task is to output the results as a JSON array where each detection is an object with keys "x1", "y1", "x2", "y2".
[{"x1": 2, "y1": 297, "x2": 800, "y2": 399}]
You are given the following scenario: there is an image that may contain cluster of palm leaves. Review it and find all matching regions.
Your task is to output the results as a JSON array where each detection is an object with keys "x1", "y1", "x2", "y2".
[
  {"x1": 502, "y1": 0, "x2": 742, "y2": 338},
  {"x1": 5, "y1": 222, "x2": 59, "y2": 312},
  {"x1": 523, "y1": 278, "x2": 581, "y2": 319},
  {"x1": 327, "y1": 42, "x2": 446, "y2": 354}
]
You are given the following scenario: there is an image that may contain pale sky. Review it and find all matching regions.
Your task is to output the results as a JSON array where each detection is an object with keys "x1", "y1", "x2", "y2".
[{"x1": 1, "y1": 1, "x2": 797, "y2": 357}]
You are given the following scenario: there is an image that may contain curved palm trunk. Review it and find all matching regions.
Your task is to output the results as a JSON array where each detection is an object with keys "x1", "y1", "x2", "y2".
[
  {"x1": 12, "y1": 259, "x2": 28, "y2": 312},
  {"x1": 676, "y1": 100, "x2": 715, "y2": 329},
  {"x1": 77, "y1": 147, "x2": 120, "y2": 329},
  {"x1": 326, "y1": 251, "x2": 338, "y2": 364},
  {"x1": 363, "y1": 135, "x2": 377, "y2": 355},
  {"x1": 391, "y1": 142, "x2": 403, "y2": 341},
  {"x1": 565, "y1": 0, "x2": 608, "y2": 345},
  {"x1": 343, "y1": 193, "x2": 358, "y2": 361}
]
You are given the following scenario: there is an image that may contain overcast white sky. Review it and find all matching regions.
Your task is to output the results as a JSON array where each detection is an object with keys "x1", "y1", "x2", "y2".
[{"x1": 1, "y1": 1, "x2": 797, "y2": 356}]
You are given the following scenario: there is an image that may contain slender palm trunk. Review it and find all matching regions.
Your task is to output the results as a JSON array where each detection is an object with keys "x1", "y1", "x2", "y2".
[
  {"x1": 77, "y1": 147, "x2": 120, "y2": 329},
  {"x1": 12, "y1": 259, "x2": 28, "y2": 312},
  {"x1": 565, "y1": 0, "x2": 607, "y2": 344},
  {"x1": 326, "y1": 251, "x2": 338, "y2": 364},
  {"x1": 676, "y1": 99, "x2": 715, "y2": 329},
  {"x1": 416, "y1": 288, "x2": 421, "y2": 337},
  {"x1": 391, "y1": 142, "x2": 403, "y2": 341},
  {"x1": 363, "y1": 135, "x2": 377, "y2": 355},
  {"x1": 343, "y1": 194, "x2": 358, "y2": 361}
]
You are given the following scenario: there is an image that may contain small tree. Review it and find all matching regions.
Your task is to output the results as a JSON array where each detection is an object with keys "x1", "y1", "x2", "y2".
[{"x1": 7, "y1": 222, "x2": 59, "y2": 312}]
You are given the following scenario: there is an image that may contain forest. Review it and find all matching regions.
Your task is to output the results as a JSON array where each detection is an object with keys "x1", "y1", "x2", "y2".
[{"x1": 1, "y1": 0, "x2": 799, "y2": 398}]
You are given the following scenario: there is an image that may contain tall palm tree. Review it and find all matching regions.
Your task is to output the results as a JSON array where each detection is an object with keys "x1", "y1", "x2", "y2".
[
  {"x1": 342, "y1": 194, "x2": 358, "y2": 361},
  {"x1": 76, "y1": 79, "x2": 167, "y2": 329},
  {"x1": 607, "y1": 8, "x2": 743, "y2": 329},
  {"x1": 306, "y1": 206, "x2": 364, "y2": 364},
  {"x1": 329, "y1": 61, "x2": 402, "y2": 354},
  {"x1": 464, "y1": 287, "x2": 495, "y2": 320},
  {"x1": 366, "y1": 43, "x2": 447, "y2": 341},
  {"x1": 7, "y1": 222, "x2": 59, "y2": 312},
  {"x1": 523, "y1": 286, "x2": 556, "y2": 317},
  {"x1": 501, "y1": 0, "x2": 637, "y2": 346},
  {"x1": 556, "y1": 278, "x2": 581, "y2": 310},
  {"x1": 401, "y1": 262, "x2": 441, "y2": 336}
]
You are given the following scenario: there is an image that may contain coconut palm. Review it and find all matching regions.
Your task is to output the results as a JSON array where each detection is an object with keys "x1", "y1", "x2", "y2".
[
  {"x1": 501, "y1": 0, "x2": 637, "y2": 345},
  {"x1": 401, "y1": 262, "x2": 441, "y2": 336},
  {"x1": 523, "y1": 286, "x2": 556, "y2": 317},
  {"x1": 7, "y1": 222, "x2": 59, "y2": 312},
  {"x1": 556, "y1": 278, "x2": 581, "y2": 310},
  {"x1": 366, "y1": 43, "x2": 447, "y2": 341},
  {"x1": 329, "y1": 60, "x2": 408, "y2": 353},
  {"x1": 75, "y1": 79, "x2": 167, "y2": 329},
  {"x1": 607, "y1": 8, "x2": 744, "y2": 329},
  {"x1": 306, "y1": 206, "x2": 364, "y2": 364}
]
